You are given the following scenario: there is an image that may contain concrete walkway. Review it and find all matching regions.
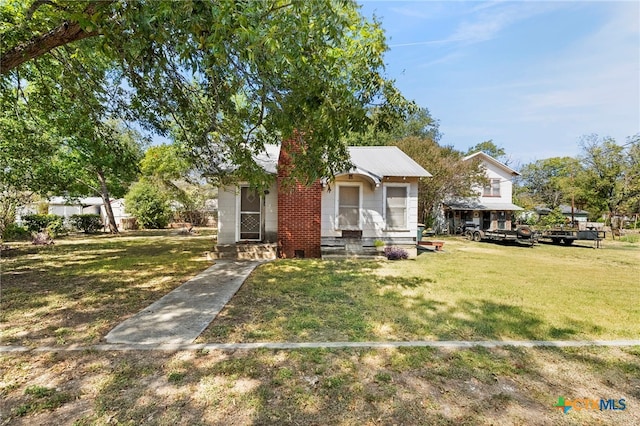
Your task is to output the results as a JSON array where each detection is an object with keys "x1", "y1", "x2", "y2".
[{"x1": 104, "y1": 260, "x2": 262, "y2": 345}]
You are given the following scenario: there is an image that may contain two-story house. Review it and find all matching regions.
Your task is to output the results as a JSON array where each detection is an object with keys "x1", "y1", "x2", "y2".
[{"x1": 443, "y1": 151, "x2": 523, "y2": 234}]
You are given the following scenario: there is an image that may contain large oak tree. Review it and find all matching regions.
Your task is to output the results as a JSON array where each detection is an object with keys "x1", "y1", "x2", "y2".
[{"x1": 1, "y1": 0, "x2": 410, "y2": 185}]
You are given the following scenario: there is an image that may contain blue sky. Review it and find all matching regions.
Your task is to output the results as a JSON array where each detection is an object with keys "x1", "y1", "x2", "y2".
[{"x1": 358, "y1": 0, "x2": 640, "y2": 166}]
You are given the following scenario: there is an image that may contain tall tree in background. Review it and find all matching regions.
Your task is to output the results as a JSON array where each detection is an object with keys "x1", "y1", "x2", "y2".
[
  {"x1": 54, "y1": 121, "x2": 145, "y2": 233},
  {"x1": 343, "y1": 107, "x2": 440, "y2": 146},
  {"x1": 1, "y1": 32, "x2": 144, "y2": 233},
  {"x1": 2, "y1": 0, "x2": 410, "y2": 186},
  {"x1": 516, "y1": 157, "x2": 583, "y2": 209},
  {"x1": 395, "y1": 137, "x2": 485, "y2": 227},
  {"x1": 466, "y1": 140, "x2": 510, "y2": 165},
  {"x1": 578, "y1": 134, "x2": 640, "y2": 225}
]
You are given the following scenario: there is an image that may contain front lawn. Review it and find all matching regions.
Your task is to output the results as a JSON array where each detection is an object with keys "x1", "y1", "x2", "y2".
[
  {"x1": 200, "y1": 238, "x2": 640, "y2": 343},
  {"x1": 1, "y1": 233, "x2": 638, "y2": 425},
  {"x1": 1, "y1": 230, "x2": 216, "y2": 347}
]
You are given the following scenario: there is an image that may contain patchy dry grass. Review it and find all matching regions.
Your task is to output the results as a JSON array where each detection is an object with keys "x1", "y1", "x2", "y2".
[
  {"x1": 1, "y1": 233, "x2": 639, "y2": 424},
  {"x1": 1, "y1": 230, "x2": 216, "y2": 347},
  {"x1": 201, "y1": 238, "x2": 640, "y2": 343},
  {"x1": 1, "y1": 346, "x2": 638, "y2": 425}
]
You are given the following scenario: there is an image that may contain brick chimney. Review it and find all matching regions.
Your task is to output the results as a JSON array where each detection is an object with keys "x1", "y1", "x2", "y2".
[{"x1": 277, "y1": 137, "x2": 322, "y2": 258}]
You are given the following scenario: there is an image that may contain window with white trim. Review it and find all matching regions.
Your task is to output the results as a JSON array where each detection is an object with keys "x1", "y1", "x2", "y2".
[
  {"x1": 384, "y1": 185, "x2": 408, "y2": 230},
  {"x1": 336, "y1": 184, "x2": 361, "y2": 229},
  {"x1": 483, "y1": 179, "x2": 501, "y2": 197}
]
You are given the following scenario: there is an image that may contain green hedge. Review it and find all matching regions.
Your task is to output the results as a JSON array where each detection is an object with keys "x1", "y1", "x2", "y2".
[
  {"x1": 21, "y1": 214, "x2": 65, "y2": 237},
  {"x1": 69, "y1": 214, "x2": 103, "y2": 233}
]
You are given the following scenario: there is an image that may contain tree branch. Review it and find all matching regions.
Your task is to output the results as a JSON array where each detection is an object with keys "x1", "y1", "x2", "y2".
[{"x1": 1, "y1": 1, "x2": 113, "y2": 74}]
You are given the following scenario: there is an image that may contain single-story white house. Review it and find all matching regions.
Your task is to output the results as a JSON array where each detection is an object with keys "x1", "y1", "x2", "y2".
[{"x1": 216, "y1": 142, "x2": 431, "y2": 258}]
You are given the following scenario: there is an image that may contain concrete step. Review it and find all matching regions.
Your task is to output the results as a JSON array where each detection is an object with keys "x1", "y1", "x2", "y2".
[{"x1": 209, "y1": 243, "x2": 277, "y2": 260}]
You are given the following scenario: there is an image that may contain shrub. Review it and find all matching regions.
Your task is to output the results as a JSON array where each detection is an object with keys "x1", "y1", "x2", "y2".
[
  {"x1": 69, "y1": 214, "x2": 103, "y2": 233},
  {"x1": 22, "y1": 214, "x2": 65, "y2": 237},
  {"x1": 538, "y1": 208, "x2": 566, "y2": 228},
  {"x1": 619, "y1": 234, "x2": 639, "y2": 244},
  {"x1": 124, "y1": 181, "x2": 172, "y2": 229},
  {"x1": 384, "y1": 246, "x2": 408, "y2": 260},
  {"x1": 1, "y1": 223, "x2": 31, "y2": 241}
]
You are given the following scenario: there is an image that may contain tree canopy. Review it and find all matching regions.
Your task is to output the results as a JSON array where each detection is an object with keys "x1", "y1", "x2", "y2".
[
  {"x1": 2, "y1": 0, "x2": 411, "y2": 186},
  {"x1": 515, "y1": 134, "x2": 640, "y2": 224}
]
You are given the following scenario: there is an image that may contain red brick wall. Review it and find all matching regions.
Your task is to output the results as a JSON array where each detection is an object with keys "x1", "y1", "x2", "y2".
[{"x1": 277, "y1": 139, "x2": 322, "y2": 258}]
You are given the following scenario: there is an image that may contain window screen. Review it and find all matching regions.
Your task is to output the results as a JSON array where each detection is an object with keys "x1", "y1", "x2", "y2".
[{"x1": 386, "y1": 186, "x2": 407, "y2": 229}]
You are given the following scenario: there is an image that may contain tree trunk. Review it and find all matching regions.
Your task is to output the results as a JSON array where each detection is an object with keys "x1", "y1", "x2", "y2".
[{"x1": 96, "y1": 170, "x2": 119, "y2": 234}]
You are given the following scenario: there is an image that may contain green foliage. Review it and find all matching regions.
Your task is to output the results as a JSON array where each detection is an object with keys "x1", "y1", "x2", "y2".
[
  {"x1": 124, "y1": 181, "x2": 172, "y2": 229},
  {"x1": 394, "y1": 137, "x2": 486, "y2": 228},
  {"x1": 343, "y1": 107, "x2": 440, "y2": 147},
  {"x1": 537, "y1": 208, "x2": 566, "y2": 228},
  {"x1": 69, "y1": 214, "x2": 102, "y2": 233},
  {"x1": 578, "y1": 134, "x2": 640, "y2": 221},
  {"x1": 466, "y1": 140, "x2": 508, "y2": 163},
  {"x1": 516, "y1": 156, "x2": 582, "y2": 209},
  {"x1": 2, "y1": 0, "x2": 410, "y2": 187},
  {"x1": 619, "y1": 234, "x2": 639, "y2": 243},
  {"x1": 138, "y1": 144, "x2": 216, "y2": 225},
  {"x1": 21, "y1": 214, "x2": 64, "y2": 236},
  {"x1": 1, "y1": 223, "x2": 30, "y2": 241}
]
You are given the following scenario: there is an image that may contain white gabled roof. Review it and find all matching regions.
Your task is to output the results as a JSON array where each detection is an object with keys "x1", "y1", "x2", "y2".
[{"x1": 463, "y1": 151, "x2": 519, "y2": 176}]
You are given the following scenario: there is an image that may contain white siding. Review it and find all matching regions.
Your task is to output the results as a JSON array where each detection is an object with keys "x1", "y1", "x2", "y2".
[
  {"x1": 321, "y1": 176, "x2": 420, "y2": 240},
  {"x1": 217, "y1": 186, "x2": 238, "y2": 244},
  {"x1": 217, "y1": 182, "x2": 278, "y2": 244},
  {"x1": 476, "y1": 163, "x2": 515, "y2": 206},
  {"x1": 263, "y1": 182, "x2": 278, "y2": 242}
]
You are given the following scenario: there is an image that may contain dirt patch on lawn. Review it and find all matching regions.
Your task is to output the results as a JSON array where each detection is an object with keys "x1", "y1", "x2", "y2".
[{"x1": 1, "y1": 345, "x2": 638, "y2": 425}]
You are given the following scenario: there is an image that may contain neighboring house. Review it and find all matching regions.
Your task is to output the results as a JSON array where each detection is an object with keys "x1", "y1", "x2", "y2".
[
  {"x1": 443, "y1": 152, "x2": 522, "y2": 233},
  {"x1": 216, "y1": 142, "x2": 431, "y2": 258},
  {"x1": 535, "y1": 205, "x2": 589, "y2": 223},
  {"x1": 17, "y1": 197, "x2": 131, "y2": 230}
]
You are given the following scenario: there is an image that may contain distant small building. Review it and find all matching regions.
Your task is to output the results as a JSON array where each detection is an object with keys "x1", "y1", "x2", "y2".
[
  {"x1": 536, "y1": 205, "x2": 589, "y2": 223},
  {"x1": 17, "y1": 197, "x2": 131, "y2": 230}
]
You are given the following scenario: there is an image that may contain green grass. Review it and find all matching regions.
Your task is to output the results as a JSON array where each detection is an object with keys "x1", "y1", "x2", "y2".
[
  {"x1": 1, "y1": 230, "x2": 216, "y2": 347},
  {"x1": 201, "y1": 237, "x2": 640, "y2": 342},
  {"x1": 1, "y1": 232, "x2": 639, "y2": 425}
]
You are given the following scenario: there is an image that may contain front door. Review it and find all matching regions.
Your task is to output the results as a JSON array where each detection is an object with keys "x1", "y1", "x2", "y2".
[{"x1": 238, "y1": 186, "x2": 262, "y2": 241}]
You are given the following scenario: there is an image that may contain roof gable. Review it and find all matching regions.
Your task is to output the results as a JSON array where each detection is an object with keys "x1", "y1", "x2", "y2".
[{"x1": 463, "y1": 151, "x2": 519, "y2": 176}]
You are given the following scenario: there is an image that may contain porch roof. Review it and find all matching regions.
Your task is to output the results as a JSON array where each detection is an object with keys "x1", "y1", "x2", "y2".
[{"x1": 444, "y1": 198, "x2": 523, "y2": 211}]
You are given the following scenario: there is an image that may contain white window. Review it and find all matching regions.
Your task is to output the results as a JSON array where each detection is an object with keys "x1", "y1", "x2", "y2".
[
  {"x1": 336, "y1": 184, "x2": 361, "y2": 229},
  {"x1": 483, "y1": 179, "x2": 501, "y2": 197},
  {"x1": 384, "y1": 185, "x2": 408, "y2": 230}
]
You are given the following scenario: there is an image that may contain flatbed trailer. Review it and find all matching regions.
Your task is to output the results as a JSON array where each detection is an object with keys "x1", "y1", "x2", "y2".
[
  {"x1": 539, "y1": 228, "x2": 606, "y2": 245},
  {"x1": 465, "y1": 225, "x2": 538, "y2": 246}
]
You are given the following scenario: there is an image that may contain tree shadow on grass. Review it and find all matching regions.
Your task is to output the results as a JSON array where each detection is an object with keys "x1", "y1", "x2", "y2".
[{"x1": 1, "y1": 235, "x2": 214, "y2": 346}]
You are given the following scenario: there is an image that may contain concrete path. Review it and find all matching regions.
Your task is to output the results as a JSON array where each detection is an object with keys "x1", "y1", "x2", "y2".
[{"x1": 104, "y1": 260, "x2": 262, "y2": 345}]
